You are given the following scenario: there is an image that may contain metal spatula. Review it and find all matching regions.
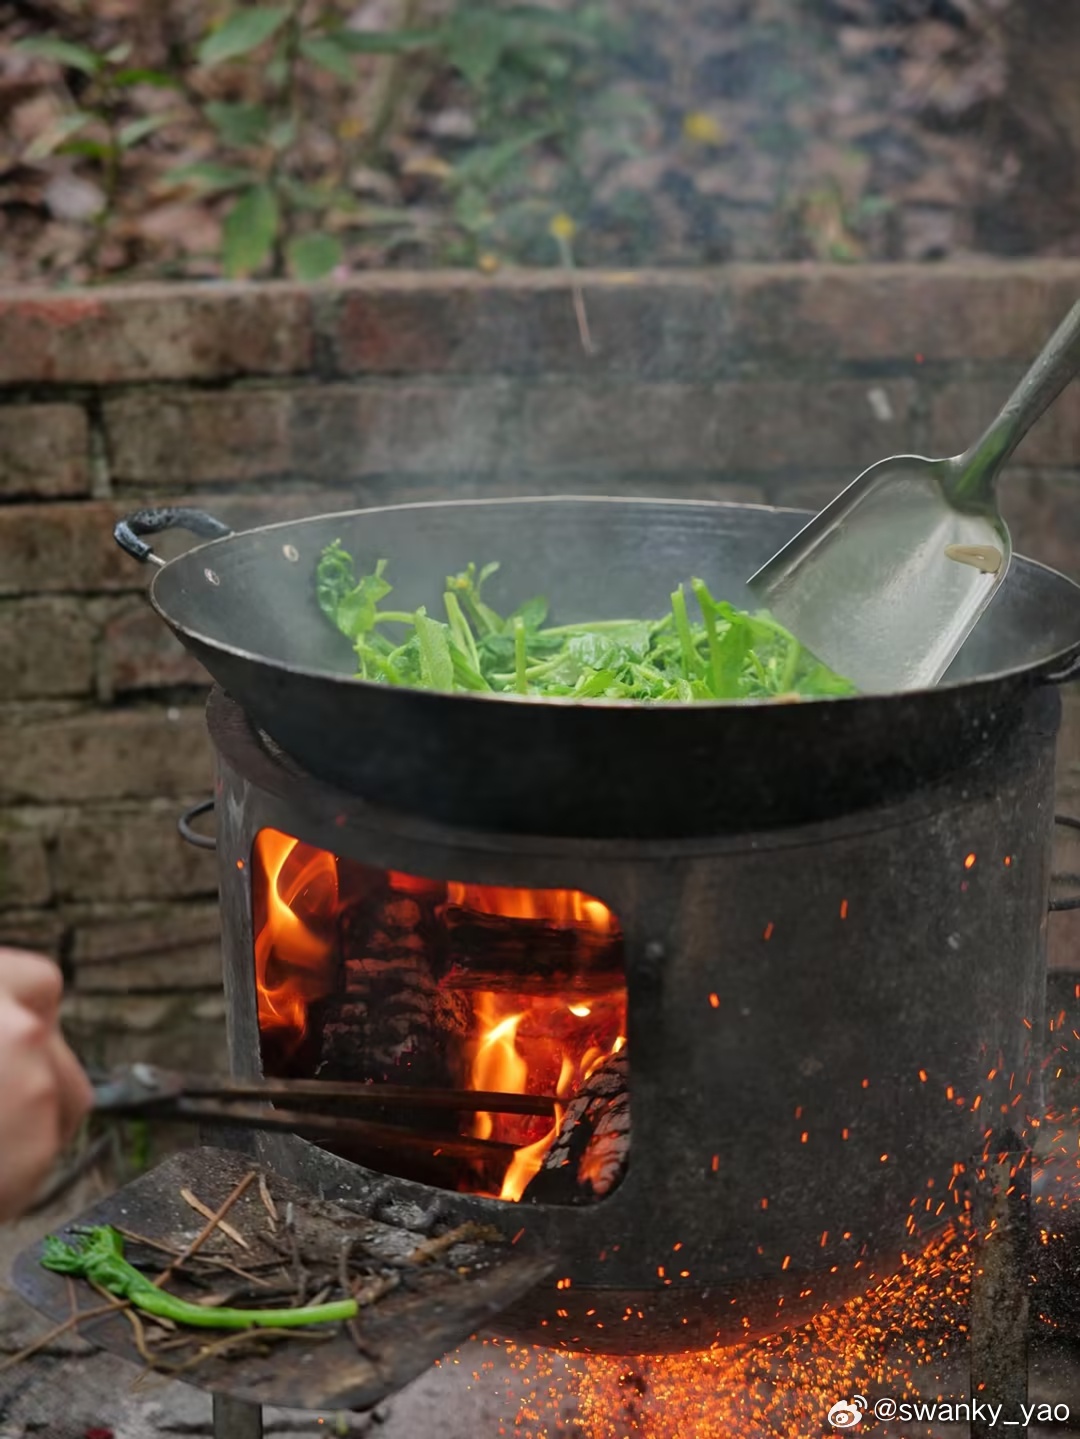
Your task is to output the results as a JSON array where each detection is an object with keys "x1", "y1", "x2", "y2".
[{"x1": 746, "y1": 301, "x2": 1080, "y2": 694}]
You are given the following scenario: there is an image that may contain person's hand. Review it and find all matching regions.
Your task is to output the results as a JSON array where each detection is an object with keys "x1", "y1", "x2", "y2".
[{"x1": 0, "y1": 948, "x2": 93, "y2": 1221}]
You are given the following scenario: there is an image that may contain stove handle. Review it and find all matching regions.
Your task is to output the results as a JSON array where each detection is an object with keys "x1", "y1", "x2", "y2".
[
  {"x1": 178, "y1": 797, "x2": 217, "y2": 851},
  {"x1": 1051, "y1": 814, "x2": 1080, "y2": 911},
  {"x1": 114, "y1": 507, "x2": 233, "y2": 568}
]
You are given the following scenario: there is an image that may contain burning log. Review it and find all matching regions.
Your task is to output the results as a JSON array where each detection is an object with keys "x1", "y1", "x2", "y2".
[
  {"x1": 525, "y1": 1051, "x2": 630, "y2": 1204},
  {"x1": 316, "y1": 891, "x2": 470, "y2": 1090},
  {"x1": 443, "y1": 907, "x2": 624, "y2": 996}
]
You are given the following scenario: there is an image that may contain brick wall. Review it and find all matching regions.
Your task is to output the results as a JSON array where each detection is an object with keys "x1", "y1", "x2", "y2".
[{"x1": 2, "y1": 262, "x2": 1080, "y2": 1072}]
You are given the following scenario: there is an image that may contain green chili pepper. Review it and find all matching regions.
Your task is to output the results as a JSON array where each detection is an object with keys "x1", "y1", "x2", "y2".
[{"x1": 41, "y1": 1227, "x2": 358, "y2": 1330}]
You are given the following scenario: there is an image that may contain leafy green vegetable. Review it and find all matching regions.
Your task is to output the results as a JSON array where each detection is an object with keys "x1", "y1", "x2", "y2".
[
  {"x1": 42, "y1": 1227, "x2": 357, "y2": 1330},
  {"x1": 314, "y1": 543, "x2": 857, "y2": 703}
]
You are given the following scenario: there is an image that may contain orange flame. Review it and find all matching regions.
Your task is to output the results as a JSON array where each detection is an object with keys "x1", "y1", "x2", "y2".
[
  {"x1": 448, "y1": 881, "x2": 617, "y2": 933},
  {"x1": 252, "y1": 835, "x2": 626, "y2": 1200},
  {"x1": 253, "y1": 829, "x2": 339, "y2": 1053}
]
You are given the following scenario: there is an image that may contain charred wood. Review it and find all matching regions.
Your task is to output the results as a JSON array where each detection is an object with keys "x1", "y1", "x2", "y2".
[
  {"x1": 316, "y1": 890, "x2": 470, "y2": 1090},
  {"x1": 443, "y1": 908, "x2": 624, "y2": 996},
  {"x1": 525, "y1": 1051, "x2": 630, "y2": 1204}
]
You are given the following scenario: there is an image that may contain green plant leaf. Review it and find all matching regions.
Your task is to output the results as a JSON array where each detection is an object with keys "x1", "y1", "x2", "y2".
[
  {"x1": 222, "y1": 183, "x2": 279, "y2": 277},
  {"x1": 443, "y1": 9, "x2": 506, "y2": 86},
  {"x1": 112, "y1": 67, "x2": 179, "y2": 89},
  {"x1": 24, "y1": 112, "x2": 93, "y2": 163},
  {"x1": 58, "y1": 137, "x2": 112, "y2": 161},
  {"x1": 452, "y1": 128, "x2": 551, "y2": 189},
  {"x1": 16, "y1": 36, "x2": 101, "y2": 75},
  {"x1": 198, "y1": 6, "x2": 291, "y2": 67},
  {"x1": 298, "y1": 35, "x2": 355, "y2": 81},
  {"x1": 287, "y1": 233, "x2": 342, "y2": 281},
  {"x1": 502, "y1": 5, "x2": 602, "y2": 45},
  {"x1": 330, "y1": 28, "x2": 438, "y2": 54},
  {"x1": 117, "y1": 113, "x2": 175, "y2": 149},
  {"x1": 453, "y1": 184, "x2": 490, "y2": 234},
  {"x1": 104, "y1": 41, "x2": 133, "y2": 64},
  {"x1": 165, "y1": 161, "x2": 258, "y2": 194},
  {"x1": 414, "y1": 612, "x2": 454, "y2": 691},
  {"x1": 204, "y1": 101, "x2": 271, "y2": 147},
  {"x1": 267, "y1": 118, "x2": 298, "y2": 151}
]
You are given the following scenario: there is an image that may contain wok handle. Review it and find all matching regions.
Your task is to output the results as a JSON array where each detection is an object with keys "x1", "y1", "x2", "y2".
[{"x1": 114, "y1": 507, "x2": 234, "y2": 568}]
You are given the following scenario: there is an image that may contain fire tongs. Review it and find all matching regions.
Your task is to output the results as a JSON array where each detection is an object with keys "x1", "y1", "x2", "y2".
[{"x1": 92, "y1": 1063, "x2": 557, "y2": 1164}]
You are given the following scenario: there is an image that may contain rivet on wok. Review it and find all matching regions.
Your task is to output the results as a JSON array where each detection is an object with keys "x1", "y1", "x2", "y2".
[
  {"x1": 283, "y1": 544, "x2": 299, "y2": 562},
  {"x1": 205, "y1": 568, "x2": 220, "y2": 586}
]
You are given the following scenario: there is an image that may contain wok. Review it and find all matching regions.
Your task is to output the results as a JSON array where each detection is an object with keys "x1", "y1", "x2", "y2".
[{"x1": 115, "y1": 497, "x2": 1080, "y2": 838}]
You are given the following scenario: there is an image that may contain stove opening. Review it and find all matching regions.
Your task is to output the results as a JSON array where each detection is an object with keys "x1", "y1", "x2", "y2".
[{"x1": 251, "y1": 827, "x2": 628, "y2": 1203}]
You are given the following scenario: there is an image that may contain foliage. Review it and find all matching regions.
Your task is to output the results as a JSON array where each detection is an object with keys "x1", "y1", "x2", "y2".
[
  {"x1": 315, "y1": 542, "x2": 857, "y2": 700},
  {"x1": 12, "y1": 1, "x2": 628, "y2": 280},
  {"x1": 14, "y1": 34, "x2": 181, "y2": 268}
]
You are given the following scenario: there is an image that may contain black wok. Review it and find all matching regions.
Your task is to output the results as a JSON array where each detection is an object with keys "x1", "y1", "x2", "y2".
[{"x1": 115, "y1": 497, "x2": 1080, "y2": 838}]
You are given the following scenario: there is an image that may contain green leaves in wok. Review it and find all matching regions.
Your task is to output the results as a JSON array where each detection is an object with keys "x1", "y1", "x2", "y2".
[{"x1": 314, "y1": 541, "x2": 857, "y2": 702}]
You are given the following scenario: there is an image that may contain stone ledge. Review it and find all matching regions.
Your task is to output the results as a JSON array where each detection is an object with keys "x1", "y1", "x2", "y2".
[{"x1": 2, "y1": 262, "x2": 1079, "y2": 388}]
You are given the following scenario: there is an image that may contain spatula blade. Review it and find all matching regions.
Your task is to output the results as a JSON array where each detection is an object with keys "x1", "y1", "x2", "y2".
[{"x1": 747, "y1": 456, "x2": 1011, "y2": 694}]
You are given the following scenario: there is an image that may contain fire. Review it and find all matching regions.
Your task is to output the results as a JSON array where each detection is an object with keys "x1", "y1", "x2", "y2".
[
  {"x1": 467, "y1": 989, "x2": 626, "y2": 1202},
  {"x1": 252, "y1": 831, "x2": 626, "y2": 1200},
  {"x1": 447, "y1": 881, "x2": 617, "y2": 932},
  {"x1": 252, "y1": 829, "x2": 339, "y2": 1053}
]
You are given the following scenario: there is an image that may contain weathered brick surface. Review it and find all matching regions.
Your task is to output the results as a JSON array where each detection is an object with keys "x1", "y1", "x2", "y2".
[
  {"x1": 931, "y1": 380, "x2": 1080, "y2": 468},
  {"x1": 0, "y1": 908, "x2": 65, "y2": 957},
  {"x1": 0, "y1": 823, "x2": 51, "y2": 909},
  {"x1": 69, "y1": 900, "x2": 221, "y2": 991},
  {"x1": 54, "y1": 803, "x2": 217, "y2": 902},
  {"x1": 727, "y1": 262, "x2": 1080, "y2": 363},
  {"x1": 1000, "y1": 471, "x2": 1080, "y2": 582},
  {"x1": 0, "y1": 284, "x2": 313, "y2": 386},
  {"x1": 0, "y1": 502, "x2": 146, "y2": 596},
  {"x1": 63, "y1": 990, "x2": 226, "y2": 1072},
  {"x1": 98, "y1": 599, "x2": 208, "y2": 695},
  {"x1": 0, "y1": 707, "x2": 211, "y2": 803},
  {"x1": 517, "y1": 379, "x2": 916, "y2": 473},
  {"x1": 104, "y1": 384, "x2": 514, "y2": 487},
  {"x1": 334, "y1": 272, "x2": 731, "y2": 379},
  {"x1": 0, "y1": 597, "x2": 97, "y2": 697},
  {"x1": 0, "y1": 404, "x2": 89, "y2": 498}
]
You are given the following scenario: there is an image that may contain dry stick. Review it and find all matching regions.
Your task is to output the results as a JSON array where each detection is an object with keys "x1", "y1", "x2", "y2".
[
  {"x1": 179, "y1": 1188, "x2": 250, "y2": 1249},
  {"x1": 88, "y1": 1280, "x2": 159, "y2": 1373},
  {"x1": 406, "y1": 1222, "x2": 493, "y2": 1266},
  {"x1": 0, "y1": 1300, "x2": 127, "y2": 1375},
  {"x1": 158, "y1": 1323, "x2": 331, "y2": 1383},
  {"x1": 258, "y1": 1173, "x2": 279, "y2": 1231},
  {"x1": 155, "y1": 1170, "x2": 257, "y2": 1289},
  {"x1": 553, "y1": 230, "x2": 596, "y2": 357},
  {"x1": 114, "y1": 1226, "x2": 277, "y2": 1289}
]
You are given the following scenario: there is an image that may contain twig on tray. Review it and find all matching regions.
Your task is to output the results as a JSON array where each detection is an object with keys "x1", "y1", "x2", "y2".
[
  {"x1": 115, "y1": 1226, "x2": 278, "y2": 1289},
  {"x1": 258, "y1": 1173, "x2": 279, "y2": 1231},
  {"x1": 155, "y1": 1170, "x2": 257, "y2": 1286},
  {"x1": 179, "y1": 1188, "x2": 250, "y2": 1249}
]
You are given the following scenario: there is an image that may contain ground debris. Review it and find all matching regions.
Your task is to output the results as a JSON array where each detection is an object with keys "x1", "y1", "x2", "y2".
[{"x1": 0, "y1": 0, "x2": 1064, "y2": 281}]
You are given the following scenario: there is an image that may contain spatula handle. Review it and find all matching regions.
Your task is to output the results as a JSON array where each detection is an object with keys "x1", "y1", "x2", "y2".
[{"x1": 954, "y1": 299, "x2": 1080, "y2": 503}]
